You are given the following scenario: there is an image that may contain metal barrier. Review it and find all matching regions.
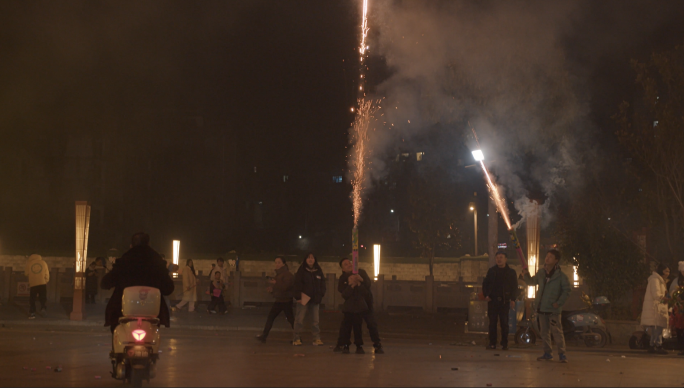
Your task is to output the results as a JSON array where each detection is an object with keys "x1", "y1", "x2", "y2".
[
  {"x1": 383, "y1": 280, "x2": 426, "y2": 309},
  {"x1": 239, "y1": 275, "x2": 273, "y2": 306},
  {"x1": 434, "y1": 281, "x2": 479, "y2": 310}
]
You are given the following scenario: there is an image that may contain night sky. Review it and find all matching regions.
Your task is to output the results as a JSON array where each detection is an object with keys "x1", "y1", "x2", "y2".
[{"x1": 1, "y1": 1, "x2": 684, "y2": 256}]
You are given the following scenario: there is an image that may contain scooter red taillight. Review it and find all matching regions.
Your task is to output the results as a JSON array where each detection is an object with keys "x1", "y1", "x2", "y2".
[{"x1": 132, "y1": 329, "x2": 146, "y2": 342}]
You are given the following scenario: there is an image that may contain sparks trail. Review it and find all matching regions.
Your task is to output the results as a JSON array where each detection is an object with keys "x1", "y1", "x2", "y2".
[
  {"x1": 350, "y1": 99, "x2": 378, "y2": 227},
  {"x1": 471, "y1": 127, "x2": 527, "y2": 270},
  {"x1": 349, "y1": 0, "x2": 372, "y2": 274},
  {"x1": 478, "y1": 161, "x2": 512, "y2": 229},
  {"x1": 359, "y1": 0, "x2": 369, "y2": 61}
]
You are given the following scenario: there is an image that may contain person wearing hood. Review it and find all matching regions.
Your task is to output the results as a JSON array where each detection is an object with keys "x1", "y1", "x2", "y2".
[
  {"x1": 641, "y1": 263, "x2": 671, "y2": 355},
  {"x1": 482, "y1": 251, "x2": 519, "y2": 351},
  {"x1": 173, "y1": 259, "x2": 198, "y2": 312},
  {"x1": 101, "y1": 233, "x2": 174, "y2": 334},
  {"x1": 25, "y1": 254, "x2": 49, "y2": 319},
  {"x1": 256, "y1": 257, "x2": 295, "y2": 343},
  {"x1": 523, "y1": 249, "x2": 571, "y2": 363},
  {"x1": 292, "y1": 253, "x2": 326, "y2": 346}
]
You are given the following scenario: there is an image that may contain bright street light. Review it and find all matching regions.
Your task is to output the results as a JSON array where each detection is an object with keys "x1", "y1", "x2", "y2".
[
  {"x1": 299, "y1": 235, "x2": 302, "y2": 239},
  {"x1": 390, "y1": 209, "x2": 394, "y2": 213},
  {"x1": 472, "y1": 150, "x2": 484, "y2": 161}
]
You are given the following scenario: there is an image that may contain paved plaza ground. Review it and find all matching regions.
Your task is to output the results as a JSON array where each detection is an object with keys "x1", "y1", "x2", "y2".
[
  {"x1": 1, "y1": 300, "x2": 683, "y2": 387},
  {"x1": 2, "y1": 324, "x2": 684, "y2": 387}
]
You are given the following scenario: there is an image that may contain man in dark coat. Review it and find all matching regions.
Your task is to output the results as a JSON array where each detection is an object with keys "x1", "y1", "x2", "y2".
[
  {"x1": 101, "y1": 233, "x2": 175, "y2": 334},
  {"x1": 482, "y1": 251, "x2": 519, "y2": 350},
  {"x1": 334, "y1": 258, "x2": 383, "y2": 354}
]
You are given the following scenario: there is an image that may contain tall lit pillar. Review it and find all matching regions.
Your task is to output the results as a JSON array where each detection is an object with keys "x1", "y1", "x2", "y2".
[
  {"x1": 487, "y1": 195, "x2": 498, "y2": 267},
  {"x1": 373, "y1": 244, "x2": 381, "y2": 280},
  {"x1": 526, "y1": 199, "x2": 541, "y2": 298},
  {"x1": 71, "y1": 201, "x2": 91, "y2": 321},
  {"x1": 172, "y1": 240, "x2": 180, "y2": 278}
]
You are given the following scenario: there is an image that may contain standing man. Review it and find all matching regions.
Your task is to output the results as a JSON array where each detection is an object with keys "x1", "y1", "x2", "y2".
[
  {"x1": 482, "y1": 251, "x2": 519, "y2": 350},
  {"x1": 523, "y1": 249, "x2": 571, "y2": 363},
  {"x1": 25, "y1": 254, "x2": 49, "y2": 319},
  {"x1": 335, "y1": 258, "x2": 384, "y2": 354},
  {"x1": 256, "y1": 257, "x2": 295, "y2": 343}
]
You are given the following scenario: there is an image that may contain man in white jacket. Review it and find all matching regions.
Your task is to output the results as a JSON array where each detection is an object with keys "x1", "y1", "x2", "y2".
[{"x1": 24, "y1": 254, "x2": 49, "y2": 319}]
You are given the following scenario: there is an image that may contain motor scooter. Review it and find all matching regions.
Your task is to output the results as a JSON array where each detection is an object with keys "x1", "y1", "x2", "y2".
[
  {"x1": 515, "y1": 292, "x2": 611, "y2": 348},
  {"x1": 109, "y1": 286, "x2": 162, "y2": 387}
]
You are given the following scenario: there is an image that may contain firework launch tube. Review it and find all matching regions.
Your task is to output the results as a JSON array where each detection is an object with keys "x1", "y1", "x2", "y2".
[
  {"x1": 508, "y1": 228, "x2": 528, "y2": 271},
  {"x1": 352, "y1": 226, "x2": 359, "y2": 274}
]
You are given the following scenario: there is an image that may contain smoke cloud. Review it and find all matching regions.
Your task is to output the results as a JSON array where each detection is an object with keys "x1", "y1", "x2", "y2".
[{"x1": 361, "y1": 0, "x2": 684, "y2": 224}]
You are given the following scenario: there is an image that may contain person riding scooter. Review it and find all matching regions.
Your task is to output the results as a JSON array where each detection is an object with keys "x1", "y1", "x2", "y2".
[{"x1": 101, "y1": 233, "x2": 175, "y2": 335}]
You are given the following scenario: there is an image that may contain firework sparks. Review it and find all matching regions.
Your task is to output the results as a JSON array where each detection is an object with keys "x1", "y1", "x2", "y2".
[
  {"x1": 359, "y1": 0, "x2": 369, "y2": 60},
  {"x1": 350, "y1": 0, "x2": 373, "y2": 227},
  {"x1": 351, "y1": 99, "x2": 375, "y2": 226},
  {"x1": 478, "y1": 160, "x2": 512, "y2": 229}
]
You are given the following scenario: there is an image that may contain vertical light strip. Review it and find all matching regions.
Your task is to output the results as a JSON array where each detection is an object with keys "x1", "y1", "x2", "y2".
[
  {"x1": 173, "y1": 240, "x2": 180, "y2": 278},
  {"x1": 373, "y1": 244, "x2": 381, "y2": 280},
  {"x1": 573, "y1": 265, "x2": 579, "y2": 288}
]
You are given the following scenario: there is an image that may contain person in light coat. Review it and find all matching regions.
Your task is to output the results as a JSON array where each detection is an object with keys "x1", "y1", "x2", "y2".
[
  {"x1": 641, "y1": 263, "x2": 670, "y2": 354},
  {"x1": 25, "y1": 254, "x2": 50, "y2": 319},
  {"x1": 173, "y1": 259, "x2": 198, "y2": 312}
]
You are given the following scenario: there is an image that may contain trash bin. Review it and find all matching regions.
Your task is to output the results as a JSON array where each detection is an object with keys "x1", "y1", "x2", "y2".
[{"x1": 468, "y1": 300, "x2": 489, "y2": 333}]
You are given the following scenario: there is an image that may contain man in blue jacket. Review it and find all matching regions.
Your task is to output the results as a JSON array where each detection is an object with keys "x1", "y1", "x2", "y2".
[{"x1": 522, "y1": 249, "x2": 571, "y2": 363}]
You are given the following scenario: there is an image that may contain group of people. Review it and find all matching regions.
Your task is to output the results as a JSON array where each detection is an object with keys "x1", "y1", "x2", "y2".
[
  {"x1": 483, "y1": 249, "x2": 571, "y2": 362},
  {"x1": 169, "y1": 257, "x2": 230, "y2": 314},
  {"x1": 640, "y1": 261, "x2": 684, "y2": 355},
  {"x1": 23, "y1": 232, "x2": 684, "y2": 361},
  {"x1": 255, "y1": 254, "x2": 384, "y2": 354}
]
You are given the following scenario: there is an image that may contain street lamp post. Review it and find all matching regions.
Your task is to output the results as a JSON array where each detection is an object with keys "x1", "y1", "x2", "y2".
[{"x1": 469, "y1": 202, "x2": 477, "y2": 256}]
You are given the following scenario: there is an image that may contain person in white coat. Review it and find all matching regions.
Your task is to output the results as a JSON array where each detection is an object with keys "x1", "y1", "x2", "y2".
[
  {"x1": 173, "y1": 259, "x2": 198, "y2": 312},
  {"x1": 641, "y1": 263, "x2": 670, "y2": 354}
]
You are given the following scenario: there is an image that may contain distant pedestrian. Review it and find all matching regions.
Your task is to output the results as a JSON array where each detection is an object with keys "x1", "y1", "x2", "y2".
[
  {"x1": 334, "y1": 258, "x2": 383, "y2": 354},
  {"x1": 482, "y1": 251, "x2": 519, "y2": 351},
  {"x1": 336, "y1": 258, "x2": 372, "y2": 354},
  {"x1": 256, "y1": 257, "x2": 295, "y2": 343},
  {"x1": 669, "y1": 262, "x2": 684, "y2": 356},
  {"x1": 160, "y1": 254, "x2": 176, "y2": 321},
  {"x1": 85, "y1": 261, "x2": 98, "y2": 303},
  {"x1": 641, "y1": 263, "x2": 670, "y2": 355},
  {"x1": 523, "y1": 249, "x2": 571, "y2": 363},
  {"x1": 293, "y1": 253, "x2": 326, "y2": 346},
  {"x1": 210, "y1": 258, "x2": 227, "y2": 283},
  {"x1": 207, "y1": 271, "x2": 228, "y2": 314},
  {"x1": 210, "y1": 258, "x2": 229, "y2": 305},
  {"x1": 25, "y1": 254, "x2": 49, "y2": 319},
  {"x1": 173, "y1": 259, "x2": 198, "y2": 312}
]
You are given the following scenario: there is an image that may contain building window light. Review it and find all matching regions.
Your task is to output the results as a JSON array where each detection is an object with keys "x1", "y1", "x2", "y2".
[
  {"x1": 254, "y1": 167, "x2": 257, "y2": 173},
  {"x1": 416, "y1": 152, "x2": 424, "y2": 161},
  {"x1": 283, "y1": 175, "x2": 289, "y2": 182},
  {"x1": 333, "y1": 176, "x2": 343, "y2": 183}
]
